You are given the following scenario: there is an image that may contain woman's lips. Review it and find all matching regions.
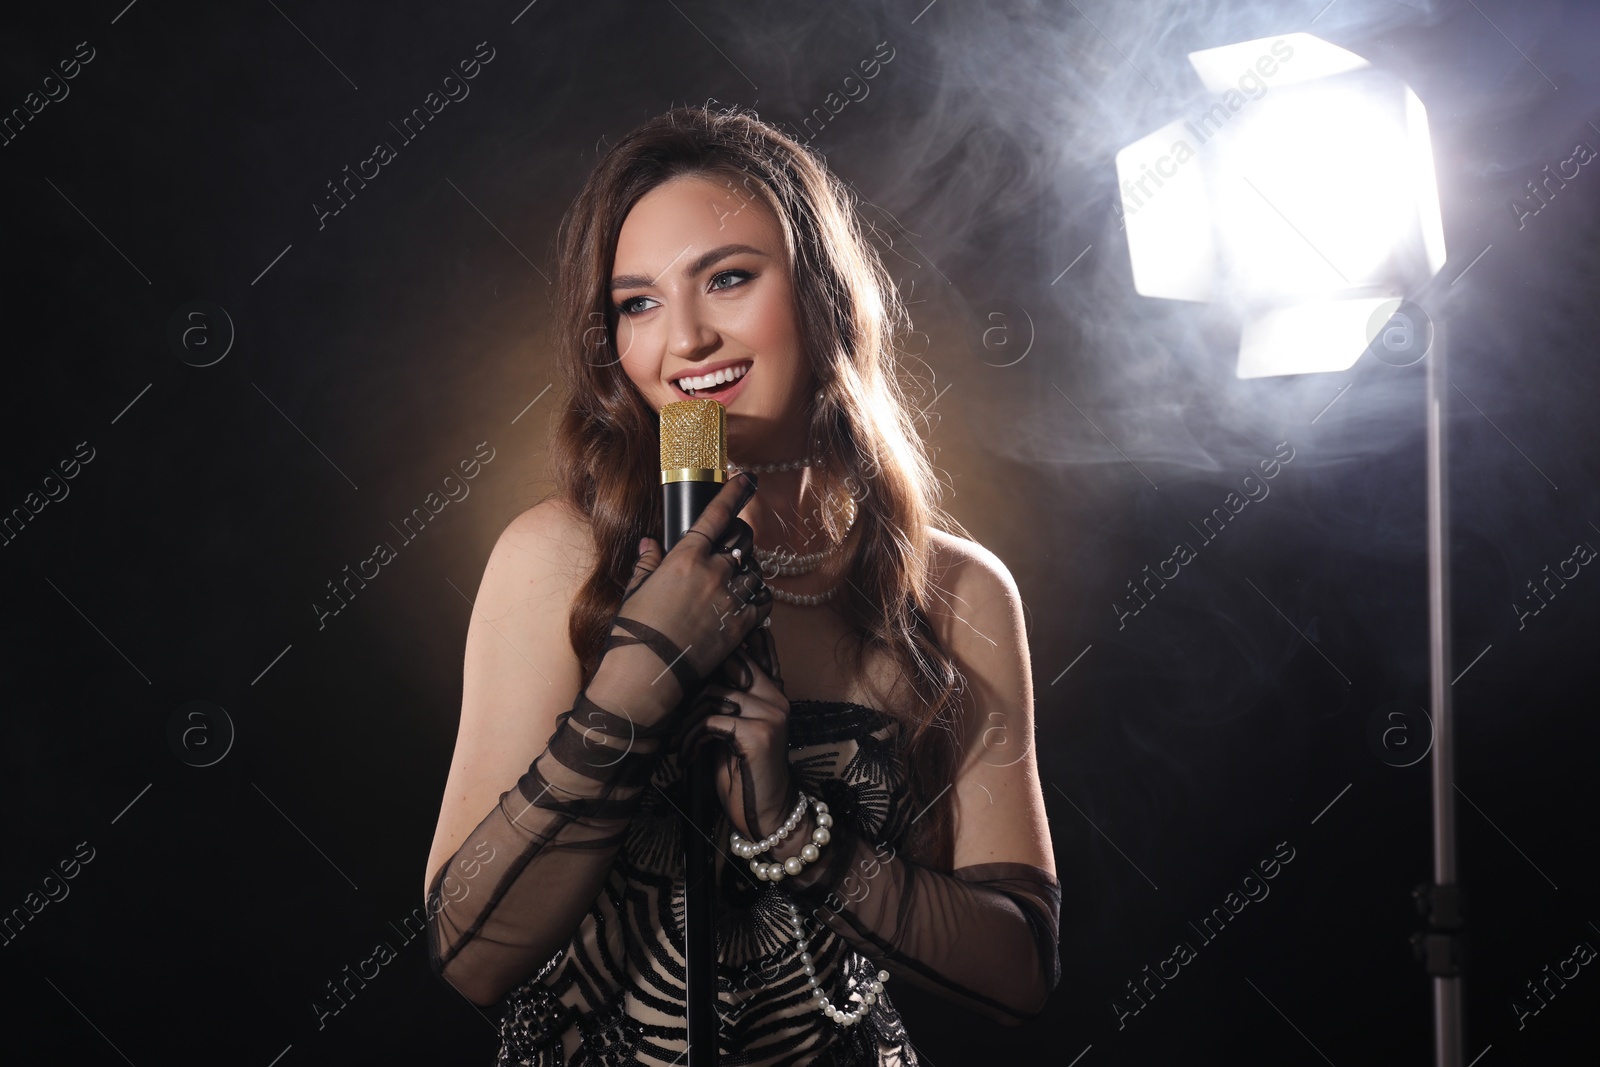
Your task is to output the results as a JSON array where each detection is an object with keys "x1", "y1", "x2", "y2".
[{"x1": 673, "y1": 365, "x2": 751, "y2": 404}]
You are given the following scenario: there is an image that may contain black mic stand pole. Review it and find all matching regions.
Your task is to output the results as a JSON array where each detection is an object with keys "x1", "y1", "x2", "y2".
[{"x1": 663, "y1": 477, "x2": 722, "y2": 1067}]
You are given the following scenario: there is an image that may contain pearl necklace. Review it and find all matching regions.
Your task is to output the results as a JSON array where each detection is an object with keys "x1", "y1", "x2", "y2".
[
  {"x1": 756, "y1": 495, "x2": 858, "y2": 577},
  {"x1": 729, "y1": 456, "x2": 818, "y2": 474},
  {"x1": 768, "y1": 581, "x2": 841, "y2": 607},
  {"x1": 782, "y1": 898, "x2": 890, "y2": 1027},
  {"x1": 733, "y1": 468, "x2": 853, "y2": 606},
  {"x1": 731, "y1": 791, "x2": 891, "y2": 1025}
]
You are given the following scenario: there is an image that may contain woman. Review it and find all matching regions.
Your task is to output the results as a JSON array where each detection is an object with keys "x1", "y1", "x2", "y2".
[{"x1": 423, "y1": 105, "x2": 1059, "y2": 1066}]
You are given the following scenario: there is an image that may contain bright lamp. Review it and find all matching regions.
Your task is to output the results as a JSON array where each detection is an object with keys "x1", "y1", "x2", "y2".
[{"x1": 1116, "y1": 32, "x2": 1446, "y2": 377}]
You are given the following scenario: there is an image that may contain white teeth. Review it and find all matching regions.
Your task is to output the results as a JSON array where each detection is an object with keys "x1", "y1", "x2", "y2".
[{"x1": 678, "y1": 362, "x2": 750, "y2": 394}]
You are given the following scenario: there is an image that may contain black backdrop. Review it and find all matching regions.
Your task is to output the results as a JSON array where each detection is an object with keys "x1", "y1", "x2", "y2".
[{"x1": 3, "y1": 1, "x2": 1598, "y2": 1064}]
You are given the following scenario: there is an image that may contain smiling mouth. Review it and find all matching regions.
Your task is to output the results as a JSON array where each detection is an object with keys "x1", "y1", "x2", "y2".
[{"x1": 673, "y1": 360, "x2": 752, "y2": 399}]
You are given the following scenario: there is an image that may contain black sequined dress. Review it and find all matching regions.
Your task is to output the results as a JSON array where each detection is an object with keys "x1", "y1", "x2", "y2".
[{"x1": 493, "y1": 699, "x2": 918, "y2": 1066}]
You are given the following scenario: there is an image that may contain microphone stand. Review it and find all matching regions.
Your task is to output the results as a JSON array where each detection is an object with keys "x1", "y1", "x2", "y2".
[
  {"x1": 662, "y1": 471, "x2": 722, "y2": 1067},
  {"x1": 684, "y1": 752, "x2": 721, "y2": 1066}
]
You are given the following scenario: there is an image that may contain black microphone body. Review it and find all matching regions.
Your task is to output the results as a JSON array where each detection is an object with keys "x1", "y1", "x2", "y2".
[{"x1": 662, "y1": 480, "x2": 722, "y2": 554}]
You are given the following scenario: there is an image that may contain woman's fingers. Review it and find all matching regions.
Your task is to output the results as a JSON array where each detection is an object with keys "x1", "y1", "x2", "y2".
[
  {"x1": 681, "y1": 688, "x2": 762, "y2": 750},
  {"x1": 741, "y1": 626, "x2": 783, "y2": 692},
  {"x1": 680, "y1": 651, "x2": 788, "y2": 758},
  {"x1": 682, "y1": 709, "x2": 786, "y2": 777},
  {"x1": 685, "y1": 712, "x2": 789, "y2": 839},
  {"x1": 679, "y1": 642, "x2": 794, "y2": 840},
  {"x1": 678, "y1": 711, "x2": 740, "y2": 769},
  {"x1": 702, "y1": 645, "x2": 779, "y2": 703},
  {"x1": 693, "y1": 672, "x2": 785, "y2": 725},
  {"x1": 726, "y1": 647, "x2": 786, "y2": 708},
  {"x1": 680, "y1": 692, "x2": 784, "y2": 763},
  {"x1": 681, "y1": 472, "x2": 759, "y2": 557}
]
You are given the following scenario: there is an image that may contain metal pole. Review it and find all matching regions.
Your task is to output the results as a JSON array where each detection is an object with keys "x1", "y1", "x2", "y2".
[
  {"x1": 685, "y1": 754, "x2": 720, "y2": 1065},
  {"x1": 1425, "y1": 323, "x2": 1464, "y2": 1067},
  {"x1": 661, "y1": 470, "x2": 722, "y2": 1067}
]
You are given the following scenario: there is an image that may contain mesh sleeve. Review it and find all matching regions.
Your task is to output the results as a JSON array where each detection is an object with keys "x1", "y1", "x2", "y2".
[
  {"x1": 423, "y1": 690, "x2": 668, "y2": 1006},
  {"x1": 425, "y1": 511, "x2": 772, "y2": 1006},
  {"x1": 424, "y1": 616, "x2": 776, "y2": 1007},
  {"x1": 783, "y1": 818, "x2": 1062, "y2": 1024}
]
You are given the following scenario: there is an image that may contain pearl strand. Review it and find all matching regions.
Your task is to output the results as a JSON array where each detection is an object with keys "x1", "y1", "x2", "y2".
[
  {"x1": 768, "y1": 583, "x2": 841, "y2": 608},
  {"x1": 730, "y1": 440, "x2": 852, "y2": 601},
  {"x1": 783, "y1": 898, "x2": 891, "y2": 1027},
  {"x1": 732, "y1": 797, "x2": 834, "y2": 881},
  {"x1": 729, "y1": 456, "x2": 818, "y2": 474},
  {"x1": 730, "y1": 792, "x2": 811, "y2": 861},
  {"x1": 754, "y1": 495, "x2": 858, "y2": 577}
]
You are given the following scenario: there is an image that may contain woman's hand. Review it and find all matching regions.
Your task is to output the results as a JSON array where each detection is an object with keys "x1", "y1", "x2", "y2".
[
  {"x1": 680, "y1": 630, "x2": 797, "y2": 844},
  {"x1": 582, "y1": 473, "x2": 773, "y2": 733}
]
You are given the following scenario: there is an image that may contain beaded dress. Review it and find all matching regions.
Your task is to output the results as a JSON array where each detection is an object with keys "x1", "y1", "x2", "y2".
[
  {"x1": 427, "y1": 563, "x2": 1061, "y2": 1065},
  {"x1": 493, "y1": 698, "x2": 921, "y2": 1065}
]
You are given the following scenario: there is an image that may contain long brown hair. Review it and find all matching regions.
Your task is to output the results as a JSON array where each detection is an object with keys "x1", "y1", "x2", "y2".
[{"x1": 543, "y1": 104, "x2": 970, "y2": 870}]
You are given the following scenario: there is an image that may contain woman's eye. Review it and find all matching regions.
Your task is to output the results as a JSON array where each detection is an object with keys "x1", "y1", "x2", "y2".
[
  {"x1": 615, "y1": 273, "x2": 747, "y2": 315},
  {"x1": 710, "y1": 270, "x2": 752, "y2": 291}
]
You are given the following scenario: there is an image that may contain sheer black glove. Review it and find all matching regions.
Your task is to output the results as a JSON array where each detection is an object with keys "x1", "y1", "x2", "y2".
[{"x1": 425, "y1": 475, "x2": 773, "y2": 1006}]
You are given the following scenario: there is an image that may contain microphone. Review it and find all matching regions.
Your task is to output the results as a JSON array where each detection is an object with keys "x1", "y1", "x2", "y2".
[
  {"x1": 660, "y1": 397, "x2": 728, "y2": 552},
  {"x1": 660, "y1": 397, "x2": 726, "y2": 1066}
]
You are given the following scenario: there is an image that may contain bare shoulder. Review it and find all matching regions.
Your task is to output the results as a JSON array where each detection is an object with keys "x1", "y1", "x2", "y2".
[
  {"x1": 474, "y1": 497, "x2": 597, "y2": 618},
  {"x1": 924, "y1": 528, "x2": 1024, "y2": 644},
  {"x1": 927, "y1": 527, "x2": 1017, "y2": 581},
  {"x1": 925, "y1": 530, "x2": 1051, "y2": 875},
  {"x1": 467, "y1": 499, "x2": 604, "y2": 639},
  {"x1": 923, "y1": 527, "x2": 1033, "y2": 760}
]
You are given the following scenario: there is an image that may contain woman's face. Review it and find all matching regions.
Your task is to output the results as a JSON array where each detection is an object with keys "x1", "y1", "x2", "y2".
[{"x1": 610, "y1": 173, "x2": 815, "y2": 457}]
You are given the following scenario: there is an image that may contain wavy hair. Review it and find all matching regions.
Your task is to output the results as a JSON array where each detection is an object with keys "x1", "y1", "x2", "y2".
[{"x1": 542, "y1": 104, "x2": 970, "y2": 869}]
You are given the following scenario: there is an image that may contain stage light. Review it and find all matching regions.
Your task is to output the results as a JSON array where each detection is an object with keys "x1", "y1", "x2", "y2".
[
  {"x1": 1115, "y1": 33, "x2": 1446, "y2": 377},
  {"x1": 1115, "y1": 31, "x2": 1468, "y2": 1067}
]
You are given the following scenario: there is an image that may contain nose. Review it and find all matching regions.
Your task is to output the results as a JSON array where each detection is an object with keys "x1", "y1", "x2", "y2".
[{"x1": 666, "y1": 296, "x2": 718, "y2": 359}]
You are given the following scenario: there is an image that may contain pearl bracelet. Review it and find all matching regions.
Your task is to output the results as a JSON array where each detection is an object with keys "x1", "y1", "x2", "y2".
[
  {"x1": 730, "y1": 793, "x2": 833, "y2": 882},
  {"x1": 732, "y1": 791, "x2": 810, "y2": 857}
]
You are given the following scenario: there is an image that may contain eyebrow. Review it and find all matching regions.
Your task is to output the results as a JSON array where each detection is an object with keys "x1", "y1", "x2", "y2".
[{"x1": 609, "y1": 243, "x2": 769, "y2": 291}]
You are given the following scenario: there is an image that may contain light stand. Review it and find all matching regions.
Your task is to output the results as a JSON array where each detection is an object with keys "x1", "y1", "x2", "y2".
[
  {"x1": 1115, "y1": 31, "x2": 1462, "y2": 1066},
  {"x1": 1418, "y1": 320, "x2": 1464, "y2": 1065}
]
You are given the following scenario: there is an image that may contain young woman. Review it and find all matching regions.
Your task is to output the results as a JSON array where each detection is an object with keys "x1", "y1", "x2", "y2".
[{"x1": 423, "y1": 105, "x2": 1059, "y2": 1066}]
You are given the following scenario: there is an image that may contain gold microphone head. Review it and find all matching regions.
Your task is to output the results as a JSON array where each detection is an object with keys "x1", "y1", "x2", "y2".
[{"x1": 660, "y1": 399, "x2": 727, "y2": 484}]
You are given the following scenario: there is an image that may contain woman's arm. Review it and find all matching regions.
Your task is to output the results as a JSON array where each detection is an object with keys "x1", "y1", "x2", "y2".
[
  {"x1": 780, "y1": 535, "x2": 1060, "y2": 1024},
  {"x1": 425, "y1": 690, "x2": 664, "y2": 1006},
  {"x1": 423, "y1": 478, "x2": 770, "y2": 1006},
  {"x1": 421, "y1": 499, "x2": 608, "y2": 1005}
]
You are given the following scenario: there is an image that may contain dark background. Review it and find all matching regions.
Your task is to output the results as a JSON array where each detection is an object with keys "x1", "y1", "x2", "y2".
[{"x1": 2, "y1": 0, "x2": 1597, "y2": 1064}]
